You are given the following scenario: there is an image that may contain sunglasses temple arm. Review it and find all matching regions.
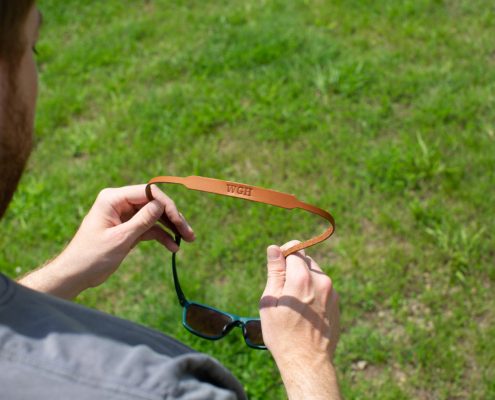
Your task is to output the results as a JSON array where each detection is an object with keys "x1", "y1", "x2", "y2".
[{"x1": 172, "y1": 236, "x2": 187, "y2": 307}]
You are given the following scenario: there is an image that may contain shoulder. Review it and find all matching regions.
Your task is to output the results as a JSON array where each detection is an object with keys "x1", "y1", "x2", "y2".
[{"x1": 0, "y1": 275, "x2": 246, "y2": 400}]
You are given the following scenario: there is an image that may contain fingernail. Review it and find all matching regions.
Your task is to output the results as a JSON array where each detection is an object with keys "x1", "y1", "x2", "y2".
[{"x1": 267, "y1": 246, "x2": 281, "y2": 261}]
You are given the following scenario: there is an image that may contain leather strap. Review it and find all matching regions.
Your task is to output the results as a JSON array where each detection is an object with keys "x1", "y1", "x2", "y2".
[{"x1": 146, "y1": 176, "x2": 335, "y2": 257}]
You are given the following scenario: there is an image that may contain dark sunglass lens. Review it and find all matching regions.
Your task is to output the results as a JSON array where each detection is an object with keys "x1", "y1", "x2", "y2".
[
  {"x1": 244, "y1": 320, "x2": 264, "y2": 347},
  {"x1": 185, "y1": 304, "x2": 233, "y2": 338}
]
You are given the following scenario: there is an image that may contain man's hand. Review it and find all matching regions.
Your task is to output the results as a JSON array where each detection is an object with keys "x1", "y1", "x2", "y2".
[
  {"x1": 19, "y1": 185, "x2": 194, "y2": 299},
  {"x1": 259, "y1": 241, "x2": 341, "y2": 400}
]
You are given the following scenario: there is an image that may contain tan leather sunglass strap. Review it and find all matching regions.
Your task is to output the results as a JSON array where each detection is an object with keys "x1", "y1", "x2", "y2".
[{"x1": 146, "y1": 176, "x2": 335, "y2": 257}]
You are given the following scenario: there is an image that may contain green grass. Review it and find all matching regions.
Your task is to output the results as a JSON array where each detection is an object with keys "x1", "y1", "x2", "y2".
[{"x1": 1, "y1": 0, "x2": 494, "y2": 398}]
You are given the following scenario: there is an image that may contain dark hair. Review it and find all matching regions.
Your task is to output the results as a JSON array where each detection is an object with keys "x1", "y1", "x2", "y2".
[{"x1": 0, "y1": 0, "x2": 36, "y2": 66}]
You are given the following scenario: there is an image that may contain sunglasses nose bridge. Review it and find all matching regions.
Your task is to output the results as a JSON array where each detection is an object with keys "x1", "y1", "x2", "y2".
[{"x1": 222, "y1": 319, "x2": 243, "y2": 335}]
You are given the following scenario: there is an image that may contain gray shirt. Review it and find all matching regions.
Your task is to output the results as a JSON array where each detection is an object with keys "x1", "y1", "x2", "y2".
[{"x1": 0, "y1": 274, "x2": 247, "y2": 399}]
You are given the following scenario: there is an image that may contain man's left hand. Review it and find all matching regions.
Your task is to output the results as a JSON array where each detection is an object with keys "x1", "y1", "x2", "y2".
[{"x1": 18, "y1": 184, "x2": 194, "y2": 299}]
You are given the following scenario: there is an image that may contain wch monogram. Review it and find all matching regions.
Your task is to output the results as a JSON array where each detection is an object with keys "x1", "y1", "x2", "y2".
[{"x1": 226, "y1": 183, "x2": 253, "y2": 197}]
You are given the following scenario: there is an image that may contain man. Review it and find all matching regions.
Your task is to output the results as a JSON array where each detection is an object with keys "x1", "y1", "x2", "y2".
[{"x1": 0, "y1": 2, "x2": 341, "y2": 399}]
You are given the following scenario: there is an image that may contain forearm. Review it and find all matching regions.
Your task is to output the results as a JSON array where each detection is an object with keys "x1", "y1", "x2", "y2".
[
  {"x1": 18, "y1": 256, "x2": 87, "y2": 300},
  {"x1": 275, "y1": 353, "x2": 341, "y2": 400}
]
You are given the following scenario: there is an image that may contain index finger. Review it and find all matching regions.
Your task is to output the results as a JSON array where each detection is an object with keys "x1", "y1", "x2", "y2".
[
  {"x1": 109, "y1": 184, "x2": 152, "y2": 205},
  {"x1": 147, "y1": 184, "x2": 195, "y2": 242},
  {"x1": 283, "y1": 250, "x2": 313, "y2": 297}
]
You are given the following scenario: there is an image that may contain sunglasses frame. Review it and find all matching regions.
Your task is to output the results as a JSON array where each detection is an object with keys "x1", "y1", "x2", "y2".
[{"x1": 172, "y1": 236, "x2": 266, "y2": 349}]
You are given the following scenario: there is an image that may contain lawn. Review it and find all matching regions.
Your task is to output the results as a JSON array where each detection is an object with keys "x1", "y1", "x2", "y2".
[{"x1": 1, "y1": 0, "x2": 494, "y2": 398}]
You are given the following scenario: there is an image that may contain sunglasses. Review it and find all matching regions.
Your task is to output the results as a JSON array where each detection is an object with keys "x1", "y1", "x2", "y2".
[
  {"x1": 172, "y1": 235, "x2": 266, "y2": 349},
  {"x1": 146, "y1": 175, "x2": 335, "y2": 349}
]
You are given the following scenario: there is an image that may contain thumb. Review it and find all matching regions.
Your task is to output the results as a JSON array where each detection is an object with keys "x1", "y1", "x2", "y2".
[
  {"x1": 118, "y1": 199, "x2": 164, "y2": 245},
  {"x1": 263, "y1": 245, "x2": 286, "y2": 297}
]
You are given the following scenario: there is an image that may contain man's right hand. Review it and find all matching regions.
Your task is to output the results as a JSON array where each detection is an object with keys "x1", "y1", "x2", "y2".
[{"x1": 259, "y1": 241, "x2": 341, "y2": 400}]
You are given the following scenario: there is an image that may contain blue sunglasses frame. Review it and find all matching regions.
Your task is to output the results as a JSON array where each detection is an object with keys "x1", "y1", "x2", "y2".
[{"x1": 171, "y1": 236, "x2": 266, "y2": 350}]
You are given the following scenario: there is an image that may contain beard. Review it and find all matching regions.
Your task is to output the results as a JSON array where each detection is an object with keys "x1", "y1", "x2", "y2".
[{"x1": 0, "y1": 78, "x2": 32, "y2": 220}]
